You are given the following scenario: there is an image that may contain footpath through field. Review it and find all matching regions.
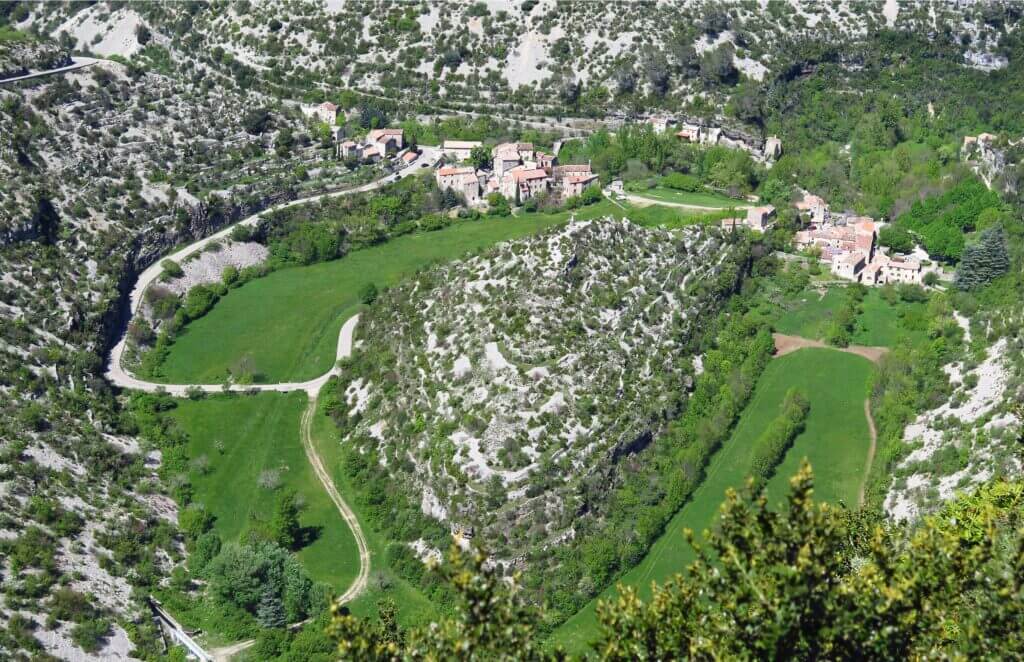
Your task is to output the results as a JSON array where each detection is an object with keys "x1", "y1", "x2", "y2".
[{"x1": 102, "y1": 165, "x2": 435, "y2": 658}]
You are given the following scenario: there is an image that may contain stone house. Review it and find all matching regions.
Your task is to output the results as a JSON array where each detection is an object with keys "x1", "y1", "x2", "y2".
[
  {"x1": 795, "y1": 190, "x2": 829, "y2": 225},
  {"x1": 362, "y1": 146, "x2": 381, "y2": 162},
  {"x1": 367, "y1": 128, "x2": 404, "y2": 156},
  {"x1": 764, "y1": 135, "x2": 783, "y2": 160},
  {"x1": 745, "y1": 205, "x2": 776, "y2": 231},
  {"x1": 831, "y1": 251, "x2": 866, "y2": 280},
  {"x1": 860, "y1": 254, "x2": 923, "y2": 286},
  {"x1": 338, "y1": 140, "x2": 360, "y2": 158},
  {"x1": 676, "y1": 123, "x2": 701, "y2": 142},
  {"x1": 500, "y1": 168, "x2": 549, "y2": 203},
  {"x1": 551, "y1": 163, "x2": 593, "y2": 184},
  {"x1": 303, "y1": 101, "x2": 337, "y2": 124},
  {"x1": 493, "y1": 148, "x2": 522, "y2": 178},
  {"x1": 563, "y1": 173, "x2": 599, "y2": 197},
  {"x1": 650, "y1": 116, "x2": 674, "y2": 133},
  {"x1": 436, "y1": 166, "x2": 481, "y2": 204}
]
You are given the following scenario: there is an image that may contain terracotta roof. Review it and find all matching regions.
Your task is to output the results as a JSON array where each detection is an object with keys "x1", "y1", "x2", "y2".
[
  {"x1": 512, "y1": 168, "x2": 548, "y2": 181},
  {"x1": 438, "y1": 166, "x2": 475, "y2": 176},
  {"x1": 368, "y1": 128, "x2": 403, "y2": 140},
  {"x1": 402, "y1": 151, "x2": 417, "y2": 162},
  {"x1": 565, "y1": 174, "x2": 598, "y2": 184},
  {"x1": 339, "y1": 140, "x2": 357, "y2": 147},
  {"x1": 320, "y1": 102, "x2": 337, "y2": 111}
]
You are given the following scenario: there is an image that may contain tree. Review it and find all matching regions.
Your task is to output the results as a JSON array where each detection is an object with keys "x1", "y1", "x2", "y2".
[
  {"x1": 469, "y1": 145, "x2": 492, "y2": 170},
  {"x1": 271, "y1": 490, "x2": 302, "y2": 550},
  {"x1": 275, "y1": 127, "x2": 295, "y2": 157},
  {"x1": 257, "y1": 586, "x2": 286, "y2": 628},
  {"x1": 330, "y1": 466, "x2": 1024, "y2": 659},
  {"x1": 135, "y1": 23, "x2": 152, "y2": 45},
  {"x1": 487, "y1": 192, "x2": 512, "y2": 216},
  {"x1": 879, "y1": 225, "x2": 914, "y2": 253},
  {"x1": 955, "y1": 226, "x2": 1010, "y2": 290},
  {"x1": 700, "y1": 43, "x2": 737, "y2": 85},
  {"x1": 359, "y1": 282, "x2": 379, "y2": 305},
  {"x1": 241, "y1": 107, "x2": 271, "y2": 135},
  {"x1": 614, "y1": 63, "x2": 637, "y2": 95},
  {"x1": 642, "y1": 48, "x2": 670, "y2": 96}
]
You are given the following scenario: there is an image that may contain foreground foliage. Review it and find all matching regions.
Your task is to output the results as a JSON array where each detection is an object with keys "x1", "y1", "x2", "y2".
[{"x1": 329, "y1": 465, "x2": 1024, "y2": 660}]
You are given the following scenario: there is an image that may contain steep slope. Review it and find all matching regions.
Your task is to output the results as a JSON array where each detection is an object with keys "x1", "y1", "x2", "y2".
[{"x1": 329, "y1": 218, "x2": 747, "y2": 591}]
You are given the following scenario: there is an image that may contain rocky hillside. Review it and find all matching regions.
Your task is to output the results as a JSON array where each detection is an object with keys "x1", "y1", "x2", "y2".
[
  {"x1": 14, "y1": 1, "x2": 1016, "y2": 113},
  {"x1": 331, "y1": 218, "x2": 746, "y2": 569}
]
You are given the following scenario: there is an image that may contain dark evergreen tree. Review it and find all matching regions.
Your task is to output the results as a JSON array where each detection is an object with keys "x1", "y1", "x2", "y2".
[
  {"x1": 257, "y1": 586, "x2": 286, "y2": 628},
  {"x1": 955, "y1": 226, "x2": 1010, "y2": 290}
]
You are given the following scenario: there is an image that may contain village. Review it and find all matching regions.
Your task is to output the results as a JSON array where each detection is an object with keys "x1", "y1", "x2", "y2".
[
  {"x1": 302, "y1": 101, "x2": 927, "y2": 288},
  {"x1": 790, "y1": 190, "x2": 926, "y2": 286}
]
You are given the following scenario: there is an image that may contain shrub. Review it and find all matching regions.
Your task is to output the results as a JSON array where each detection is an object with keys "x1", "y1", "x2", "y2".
[
  {"x1": 161, "y1": 259, "x2": 184, "y2": 279},
  {"x1": 662, "y1": 172, "x2": 702, "y2": 192},
  {"x1": 359, "y1": 282, "x2": 379, "y2": 305}
]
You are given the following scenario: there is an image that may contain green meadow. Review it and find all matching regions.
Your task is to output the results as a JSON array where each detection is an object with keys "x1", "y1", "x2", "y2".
[
  {"x1": 776, "y1": 286, "x2": 928, "y2": 347},
  {"x1": 158, "y1": 202, "x2": 620, "y2": 384},
  {"x1": 170, "y1": 392, "x2": 361, "y2": 593},
  {"x1": 633, "y1": 186, "x2": 751, "y2": 208},
  {"x1": 552, "y1": 348, "x2": 874, "y2": 653}
]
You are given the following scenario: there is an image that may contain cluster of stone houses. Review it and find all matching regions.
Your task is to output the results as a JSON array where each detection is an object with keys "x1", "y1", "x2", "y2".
[
  {"x1": 435, "y1": 141, "x2": 598, "y2": 206},
  {"x1": 792, "y1": 191, "x2": 923, "y2": 286},
  {"x1": 337, "y1": 128, "x2": 405, "y2": 162},
  {"x1": 648, "y1": 116, "x2": 782, "y2": 163}
]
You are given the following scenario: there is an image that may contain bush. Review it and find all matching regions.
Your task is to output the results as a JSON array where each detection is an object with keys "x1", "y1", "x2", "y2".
[
  {"x1": 662, "y1": 172, "x2": 702, "y2": 192},
  {"x1": 359, "y1": 283, "x2": 379, "y2": 305},
  {"x1": 161, "y1": 259, "x2": 184, "y2": 279}
]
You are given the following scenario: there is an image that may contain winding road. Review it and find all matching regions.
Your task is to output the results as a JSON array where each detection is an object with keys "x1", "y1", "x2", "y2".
[
  {"x1": 102, "y1": 160, "x2": 446, "y2": 658},
  {"x1": 0, "y1": 56, "x2": 101, "y2": 85}
]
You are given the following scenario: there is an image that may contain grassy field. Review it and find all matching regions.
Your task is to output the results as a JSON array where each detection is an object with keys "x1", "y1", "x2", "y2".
[
  {"x1": 633, "y1": 186, "x2": 750, "y2": 208},
  {"x1": 775, "y1": 286, "x2": 927, "y2": 347},
  {"x1": 159, "y1": 202, "x2": 620, "y2": 383},
  {"x1": 170, "y1": 392, "x2": 360, "y2": 593},
  {"x1": 310, "y1": 395, "x2": 440, "y2": 627},
  {"x1": 551, "y1": 348, "x2": 874, "y2": 654}
]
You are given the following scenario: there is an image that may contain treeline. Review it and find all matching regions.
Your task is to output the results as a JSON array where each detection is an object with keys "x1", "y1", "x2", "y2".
[
  {"x1": 544, "y1": 283, "x2": 774, "y2": 624},
  {"x1": 748, "y1": 388, "x2": 810, "y2": 490},
  {"x1": 895, "y1": 178, "x2": 1003, "y2": 262}
]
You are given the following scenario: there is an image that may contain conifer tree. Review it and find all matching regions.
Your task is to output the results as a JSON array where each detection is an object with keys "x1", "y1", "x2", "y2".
[{"x1": 955, "y1": 226, "x2": 1010, "y2": 290}]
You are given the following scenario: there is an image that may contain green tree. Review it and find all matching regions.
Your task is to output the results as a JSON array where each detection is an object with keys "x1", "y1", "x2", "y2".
[
  {"x1": 878, "y1": 225, "x2": 914, "y2": 253},
  {"x1": 359, "y1": 282, "x2": 379, "y2": 305},
  {"x1": 469, "y1": 145, "x2": 492, "y2": 170},
  {"x1": 954, "y1": 226, "x2": 1010, "y2": 290},
  {"x1": 271, "y1": 490, "x2": 303, "y2": 550},
  {"x1": 258, "y1": 586, "x2": 286, "y2": 628},
  {"x1": 329, "y1": 466, "x2": 1024, "y2": 659}
]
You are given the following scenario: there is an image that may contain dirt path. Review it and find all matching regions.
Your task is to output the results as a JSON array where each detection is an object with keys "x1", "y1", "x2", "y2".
[
  {"x1": 772, "y1": 333, "x2": 889, "y2": 364},
  {"x1": 300, "y1": 395, "x2": 370, "y2": 605},
  {"x1": 624, "y1": 192, "x2": 746, "y2": 211},
  {"x1": 859, "y1": 399, "x2": 878, "y2": 508}
]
